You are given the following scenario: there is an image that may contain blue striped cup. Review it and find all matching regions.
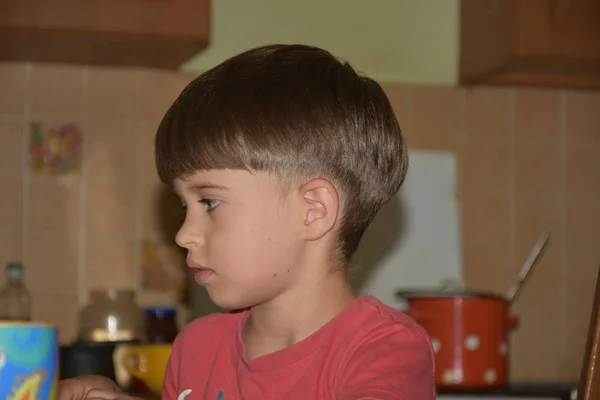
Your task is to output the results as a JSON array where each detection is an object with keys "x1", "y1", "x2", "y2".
[{"x1": 0, "y1": 322, "x2": 59, "y2": 400}]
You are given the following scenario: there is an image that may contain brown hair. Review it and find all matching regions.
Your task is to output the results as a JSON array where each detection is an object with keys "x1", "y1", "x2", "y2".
[{"x1": 155, "y1": 44, "x2": 408, "y2": 261}]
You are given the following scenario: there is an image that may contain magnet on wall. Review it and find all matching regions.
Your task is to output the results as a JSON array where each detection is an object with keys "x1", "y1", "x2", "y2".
[
  {"x1": 140, "y1": 240, "x2": 186, "y2": 293},
  {"x1": 29, "y1": 121, "x2": 82, "y2": 175}
]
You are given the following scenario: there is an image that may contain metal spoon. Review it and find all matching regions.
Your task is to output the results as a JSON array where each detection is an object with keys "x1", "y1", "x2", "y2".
[{"x1": 506, "y1": 231, "x2": 550, "y2": 304}]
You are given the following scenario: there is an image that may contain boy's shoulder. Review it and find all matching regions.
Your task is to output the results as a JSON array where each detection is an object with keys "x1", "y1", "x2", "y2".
[
  {"x1": 340, "y1": 295, "x2": 432, "y2": 347},
  {"x1": 175, "y1": 295, "x2": 430, "y2": 351},
  {"x1": 351, "y1": 294, "x2": 417, "y2": 324}
]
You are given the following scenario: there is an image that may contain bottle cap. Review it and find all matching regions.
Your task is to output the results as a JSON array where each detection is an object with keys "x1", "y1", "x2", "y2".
[
  {"x1": 145, "y1": 307, "x2": 177, "y2": 317},
  {"x1": 6, "y1": 262, "x2": 24, "y2": 279}
]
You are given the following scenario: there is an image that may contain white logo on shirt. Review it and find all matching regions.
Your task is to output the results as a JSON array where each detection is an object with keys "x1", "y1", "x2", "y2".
[{"x1": 178, "y1": 389, "x2": 192, "y2": 400}]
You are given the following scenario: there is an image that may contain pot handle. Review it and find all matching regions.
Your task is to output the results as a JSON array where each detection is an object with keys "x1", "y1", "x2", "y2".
[
  {"x1": 404, "y1": 308, "x2": 420, "y2": 321},
  {"x1": 509, "y1": 315, "x2": 520, "y2": 329}
]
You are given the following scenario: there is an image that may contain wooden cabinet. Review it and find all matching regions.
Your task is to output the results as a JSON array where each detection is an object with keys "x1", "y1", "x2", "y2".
[
  {"x1": 0, "y1": 0, "x2": 210, "y2": 69},
  {"x1": 460, "y1": 0, "x2": 600, "y2": 89}
]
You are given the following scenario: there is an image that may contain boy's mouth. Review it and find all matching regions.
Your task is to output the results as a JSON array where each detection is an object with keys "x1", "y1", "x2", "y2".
[
  {"x1": 187, "y1": 259, "x2": 215, "y2": 284},
  {"x1": 192, "y1": 268, "x2": 215, "y2": 285}
]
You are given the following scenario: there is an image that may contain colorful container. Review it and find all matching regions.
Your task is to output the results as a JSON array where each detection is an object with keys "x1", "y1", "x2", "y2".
[{"x1": 0, "y1": 322, "x2": 59, "y2": 400}]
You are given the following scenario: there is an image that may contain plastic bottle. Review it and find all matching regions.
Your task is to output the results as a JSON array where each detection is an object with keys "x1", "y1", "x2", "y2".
[{"x1": 0, "y1": 262, "x2": 32, "y2": 321}]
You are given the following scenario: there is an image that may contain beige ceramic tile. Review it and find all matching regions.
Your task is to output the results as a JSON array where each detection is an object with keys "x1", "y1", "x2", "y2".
[
  {"x1": 85, "y1": 239, "x2": 134, "y2": 290},
  {"x1": 137, "y1": 69, "x2": 192, "y2": 119},
  {"x1": 411, "y1": 86, "x2": 464, "y2": 151},
  {"x1": 85, "y1": 120, "x2": 137, "y2": 181},
  {"x1": 32, "y1": 294, "x2": 79, "y2": 344},
  {"x1": 509, "y1": 243, "x2": 565, "y2": 382},
  {"x1": 564, "y1": 249, "x2": 600, "y2": 381},
  {"x1": 565, "y1": 192, "x2": 599, "y2": 377},
  {"x1": 565, "y1": 90, "x2": 600, "y2": 144},
  {"x1": 461, "y1": 137, "x2": 513, "y2": 195},
  {"x1": 136, "y1": 121, "x2": 161, "y2": 184},
  {"x1": 462, "y1": 191, "x2": 512, "y2": 249},
  {"x1": 462, "y1": 243, "x2": 514, "y2": 295},
  {"x1": 28, "y1": 178, "x2": 80, "y2": 238},
  {"x1": 514, "y1": 196, "x2": 562, "y2": 267},
  {"x1": 0, "y1": 234, "x2": 22, "y2": 286},
  {"x1": 0, "y1": 63, "x2": 27, "y2": 116},
  {"x1": 0, "y1": 121, "x2": 23, "y2": 178},
  {"x1": 515, "y1": 88, "x2": 561, "y2": 144},
  {"x1": 85, "y1": 182, "x2": 135, "y2": 239},
  {"x1": 31, "y1": 64, "x2": 83, "y2": 117},
  {"x1": 0, "y1": 179, "x2": 22, "y2": 235},
  {"x1": 515, "y1": 142, "x2": 562, "y2": 199},
  {"x1": 85, "y1": 67, "x2": 140, "y2": 120},
  {"x1": 465, "y1": 86, "x2": 513, "y2": 140},
  {"x1": 566, "y1": 191, "x2": 600, "y2": 254},
  {"x1": 565, "y1": 142, "x2": 600, "y2": 196},
  {"x1": 138, "y1": 182, "x2": 183, "y2": 242},
  {"x1": 25, "y1": 236, "x2": 79, "y2": 295},
  {"x1": 462, "y1": 192, "x2": 514, "y2": 293},
  {"x1": 382, "y1": 84, "x2": 414, "y2": 143}
]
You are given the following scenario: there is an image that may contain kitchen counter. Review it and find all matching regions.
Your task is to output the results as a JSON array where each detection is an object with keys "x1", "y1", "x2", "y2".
[{"x1": 437, "y1": 383, "x2": 577, "y2": 400}]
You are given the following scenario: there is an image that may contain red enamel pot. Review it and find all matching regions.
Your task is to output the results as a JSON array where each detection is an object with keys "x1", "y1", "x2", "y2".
[{"x1": 396, "y1": 288, "x2": 519, "y2": 391}]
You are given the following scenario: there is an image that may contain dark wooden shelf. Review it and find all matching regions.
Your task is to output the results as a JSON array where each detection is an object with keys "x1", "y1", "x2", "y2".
[{"x1": 0, "y1": 0, "x2": 210, "y2": 69}]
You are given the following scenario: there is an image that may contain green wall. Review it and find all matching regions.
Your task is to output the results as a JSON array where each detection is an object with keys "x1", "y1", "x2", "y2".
[{"x1": 181, "y1": 0, "x2": 459, "y2": 85}]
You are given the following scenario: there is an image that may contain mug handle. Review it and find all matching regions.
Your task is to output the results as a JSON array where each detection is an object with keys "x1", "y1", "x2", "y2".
[{"x1": 120, "y1": 346, "x2": 148, "y2": 380}]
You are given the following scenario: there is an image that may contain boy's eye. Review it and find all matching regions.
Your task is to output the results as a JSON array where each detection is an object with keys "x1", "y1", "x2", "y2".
[{"x1": 200, "y1": 199, "x2": 220, "y2": 212}]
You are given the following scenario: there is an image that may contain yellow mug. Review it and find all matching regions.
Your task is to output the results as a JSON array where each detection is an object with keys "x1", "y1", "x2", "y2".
[{"x1": 120, "y1": 344, "x2": 172, "y2": 396}]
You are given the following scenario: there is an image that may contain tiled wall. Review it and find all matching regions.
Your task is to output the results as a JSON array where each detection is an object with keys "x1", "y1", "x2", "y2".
[
  {"x1": 0, "y1": 63, "x2": 192, "y2": 343},
  {"x1": 384, "y1": 85, "x2": 600, "y2": 382},
  {"x1": 0, "y1": 62, "x2": 598, "y2": 382}
]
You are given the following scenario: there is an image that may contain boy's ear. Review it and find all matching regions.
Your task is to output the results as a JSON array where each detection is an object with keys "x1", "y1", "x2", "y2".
[{"x1": 299, "y1": 178, "x2": 339, "y2": 240}]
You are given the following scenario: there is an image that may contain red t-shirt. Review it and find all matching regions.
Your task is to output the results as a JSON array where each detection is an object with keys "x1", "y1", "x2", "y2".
[{"x1": 163, "y1": 295, "x2": 435, "y2": 400}]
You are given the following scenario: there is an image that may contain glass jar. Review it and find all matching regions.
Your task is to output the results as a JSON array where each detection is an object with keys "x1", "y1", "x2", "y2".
[
  {"x1": 79, "y1": 289, "x2": 143, "y2": 342},
  {"x1": 145, "y1": 307, "x2": 178, "y2": 344}
]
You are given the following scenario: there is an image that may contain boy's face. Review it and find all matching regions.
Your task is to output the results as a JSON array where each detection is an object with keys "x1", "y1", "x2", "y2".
[{"x1": 174, "y1": 169, "x2": 308, "y2": 310}]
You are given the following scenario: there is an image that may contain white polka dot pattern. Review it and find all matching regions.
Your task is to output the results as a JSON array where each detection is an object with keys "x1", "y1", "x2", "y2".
[
  {"x1": 442, "y1": 369, "x2": 454, "y2": 384},
  {"x1": 431, "y1": 338, "x2": 441, "y2": 354},
  {"x1": 464, "y1": 334, "x2": 480, "y2": 351},
  {"x1": 442, "y1": 368, "x2": 463, "y2": 385},
  {"x1": 499, "y1": 341, "x2": 508, "y2": 356},
  {"x1": 484, "y1": 368, "x2": 497, "y2": 383}
]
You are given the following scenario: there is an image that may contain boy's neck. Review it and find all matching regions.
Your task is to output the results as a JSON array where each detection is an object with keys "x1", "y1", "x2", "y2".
[{"x1": 242, "y1": 269, "x2": 355, "y2": 359}]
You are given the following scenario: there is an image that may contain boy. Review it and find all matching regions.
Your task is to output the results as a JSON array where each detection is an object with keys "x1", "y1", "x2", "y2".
[{"x1": 59, "y1": 44, "x2": 434, "y2": 400}]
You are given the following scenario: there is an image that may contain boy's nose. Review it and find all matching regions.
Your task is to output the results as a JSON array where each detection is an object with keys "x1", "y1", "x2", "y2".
[{"x1": 175, "y1": 216, "x2": 204, "y2": 249}]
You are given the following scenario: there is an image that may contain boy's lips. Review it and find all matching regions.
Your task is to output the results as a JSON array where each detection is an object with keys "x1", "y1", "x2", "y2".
[
  {"x1": 186, "y1": 260, "x2": 215, "y2": 284},
  {"x1": 186, "y1": 259, "x2": 206, "y2": 269}
]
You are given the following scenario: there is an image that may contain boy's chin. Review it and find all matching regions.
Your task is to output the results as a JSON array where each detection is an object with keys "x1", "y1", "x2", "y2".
[{"x1": 207, "y1": 289, "x2": 255, "y2": 311}]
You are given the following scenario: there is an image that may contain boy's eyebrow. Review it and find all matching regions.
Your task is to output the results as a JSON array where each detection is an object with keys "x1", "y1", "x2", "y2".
[
  {"x1": 188, "y1": 182, "x2": 230, "y2": 192},
  {"x1": 173, "y1": 181, "x2": 230, "y2": 197}
]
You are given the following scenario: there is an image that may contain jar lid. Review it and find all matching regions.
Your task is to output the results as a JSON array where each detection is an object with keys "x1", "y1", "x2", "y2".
[
  {"x1": 145, "y1": 307, "x2": 177, "y2": 317},
  {"x1": 6, "y1": 262, "x2": 24, "y2": 278}
]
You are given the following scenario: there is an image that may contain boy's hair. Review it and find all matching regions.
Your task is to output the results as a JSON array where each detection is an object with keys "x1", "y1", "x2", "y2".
[{"x1": 155, "y1": 44, "x2": 408, "y2": 261}]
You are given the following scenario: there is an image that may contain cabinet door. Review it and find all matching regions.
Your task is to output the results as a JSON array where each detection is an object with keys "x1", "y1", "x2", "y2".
[
  {"x1": 2, "y1": 0, "x2": 208, "y2": 37},
  {"x1": 0, "y1": 0, "x2": 210, "y2": 69},
  {"x1": 515, "y1": 0, "x2": 600, "y2": 62},
  {"x1": 460, "y1": 0, "x2": 600, "y2": 89}
]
